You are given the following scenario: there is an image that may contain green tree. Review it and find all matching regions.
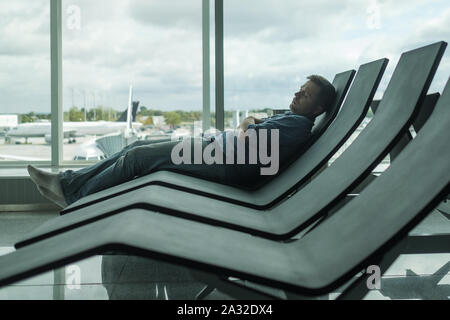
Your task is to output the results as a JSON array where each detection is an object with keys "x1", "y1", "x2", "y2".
[
  {"x1": 20, "y1": 114, "x2": 33, "y2": 123},
  {"x1": 164, "y1": 112, "x2": 182, "y2": 127},
  {"x1": 69, "y1": 107, "x2": 84, "y2": 121}
]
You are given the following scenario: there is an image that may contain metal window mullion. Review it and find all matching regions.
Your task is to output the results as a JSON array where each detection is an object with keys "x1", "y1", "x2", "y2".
[
  {"x1": 202, "y1": 0, "x2": 211, "y2": 131},
  {"x1": 202, "y1": 0, "x2": 211, "y2": 132},
  {"x1": 50, "y1": 0, "x2": 63, "y2": 168},
  {"x1": 215, "y1": 0, "x2": 224, "y2": 131}
]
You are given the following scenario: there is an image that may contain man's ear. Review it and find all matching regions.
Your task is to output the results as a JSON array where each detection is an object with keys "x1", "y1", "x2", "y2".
[{"x1": 315, "y1": 105, "x2": 325, "y2": 117}]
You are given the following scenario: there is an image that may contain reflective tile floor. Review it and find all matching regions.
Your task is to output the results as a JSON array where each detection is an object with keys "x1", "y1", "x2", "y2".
[{"x1": 0, "y1": 209, "x2": 448, "y2": 300}]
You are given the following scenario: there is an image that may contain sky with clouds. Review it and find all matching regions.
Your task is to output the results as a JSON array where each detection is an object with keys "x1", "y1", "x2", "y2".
[{"x1": 0, "y1": 0, "x2": 449, "y2": 115}]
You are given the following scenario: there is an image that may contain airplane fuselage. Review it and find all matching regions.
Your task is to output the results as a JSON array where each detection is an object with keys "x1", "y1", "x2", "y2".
[{"x1": 7, "y1": 121, "x2": 142, "y2": 138}]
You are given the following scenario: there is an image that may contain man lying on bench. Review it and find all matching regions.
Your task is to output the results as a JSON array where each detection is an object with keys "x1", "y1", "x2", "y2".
[{"x1": 27, "y1": 75, "x2": 336, "y2": 208}]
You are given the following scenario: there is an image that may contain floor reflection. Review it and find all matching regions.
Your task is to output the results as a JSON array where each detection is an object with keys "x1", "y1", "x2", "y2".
[
  {"x1": 378, "y1": 262, "x2": 450, "y2": 300},
  {"x1": 0, "y1": 246, "x2": 448, "y2": 300},
  {"x1": 100, "y1": 255, "x2": 205, "y2": 300}
]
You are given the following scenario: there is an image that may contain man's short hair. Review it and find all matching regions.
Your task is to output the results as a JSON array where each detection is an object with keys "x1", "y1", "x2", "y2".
[{"x1": 307, "y1": 75, "x2": 337, "y2": 114}]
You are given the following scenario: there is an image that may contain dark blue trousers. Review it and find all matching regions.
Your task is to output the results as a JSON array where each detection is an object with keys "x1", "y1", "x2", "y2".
[{"x1": 59, "y1": 139, "x2": 228, "y2": 205}]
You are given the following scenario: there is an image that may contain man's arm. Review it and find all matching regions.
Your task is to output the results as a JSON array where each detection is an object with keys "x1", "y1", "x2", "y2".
[
  {"x1": 238, "y1": 117, "x2": 263, "y2": 132},
  {"x1": 237, "y1": 117, "x2": 264, "y2": 142}
]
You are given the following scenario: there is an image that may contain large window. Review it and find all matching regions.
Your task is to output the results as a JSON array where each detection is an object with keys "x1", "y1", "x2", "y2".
[
  {"x1": 223, "y1": 0, "x2": 449, "y2": 128},
  {"x1": 0, "y1": 1, "x2": 51, "y2": 162},
  {"x1": 61, "y1": 0, "x2": 203, "y2": 162},
  {"x1": 0, "y1": 0, "x2": 449, "y2": 166}
]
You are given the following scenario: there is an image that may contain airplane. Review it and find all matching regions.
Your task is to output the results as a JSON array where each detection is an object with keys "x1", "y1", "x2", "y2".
[
  {"x1": 0, "y1": 86, "x2": 144, "y2": 161},
  {"x1": 5, "y1": 87, "x2": 142, "y2": 144}
]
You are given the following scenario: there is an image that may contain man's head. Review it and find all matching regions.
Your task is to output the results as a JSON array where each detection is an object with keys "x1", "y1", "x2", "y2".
[{"x1": 290, "y1": 75, "x2": 336, "y2": 119}]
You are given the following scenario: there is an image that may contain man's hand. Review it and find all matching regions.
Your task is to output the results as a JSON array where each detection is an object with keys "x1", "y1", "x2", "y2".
[
  {"x1": 238, "y1": 117, "x2": 263, "y2": 142},
  {"x1": 238, "y1": 117, "x2": 263, "y2": 132}
]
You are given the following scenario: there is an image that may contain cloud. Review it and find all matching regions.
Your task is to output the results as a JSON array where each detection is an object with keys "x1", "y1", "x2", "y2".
[
  {"x1": 0, "y1": 1, "x2": 49, "y2": 56},
  {"x1": 128, "y1": 0, "x2": 201, "y2": 31},
  {"x1": 0, "y1": 0, "x2": 50, "y2": 114},
  {"x1": 417, "y1": 7, "x2": 450, "y2": 43}
]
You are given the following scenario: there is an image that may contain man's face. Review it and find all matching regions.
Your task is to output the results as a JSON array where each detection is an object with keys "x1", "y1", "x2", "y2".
[{"x1": 289, "y1": 80, "x2": 323, "y2": 118}]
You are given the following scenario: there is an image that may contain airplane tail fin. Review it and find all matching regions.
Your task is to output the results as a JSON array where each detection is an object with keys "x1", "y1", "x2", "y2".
[
  {"x1": 132, "y1": 101, "x2": 140, "y2": 122},
  {"x1": 405, "y1": 269, "x2": 418, "y2": 277},
  {"x1": 116, "y1": 101, "x2": 139, "y2": 122},
  {"x1": 116, "y1": 85, "x2": 139, "y2": 123}
]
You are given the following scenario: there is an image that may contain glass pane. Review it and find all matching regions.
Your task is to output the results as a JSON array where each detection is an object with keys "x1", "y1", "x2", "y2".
[
  {"x1": 223, "y1": 0, "x2": 449, "y2": 121},
  {"x1": 224, "y1": 0, "x2": 449, "y2": 170},
  {"x1": 62, "y1": 0, "x2": 203, "y2": 162},
  {"x1": 0, "y1": 1, "x2": 51, "y2": 162}
]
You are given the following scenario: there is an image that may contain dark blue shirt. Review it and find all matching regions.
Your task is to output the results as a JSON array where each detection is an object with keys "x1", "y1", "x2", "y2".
[
  {"x1": 246, "y1": 112, "x2": 314, "y2": 159},
  {"x1": 216, "y1": 112, "x2": 314, "y2": 186},
  {"x1": 217, "y1": 112, "x2": 313, "y2": 159}
]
